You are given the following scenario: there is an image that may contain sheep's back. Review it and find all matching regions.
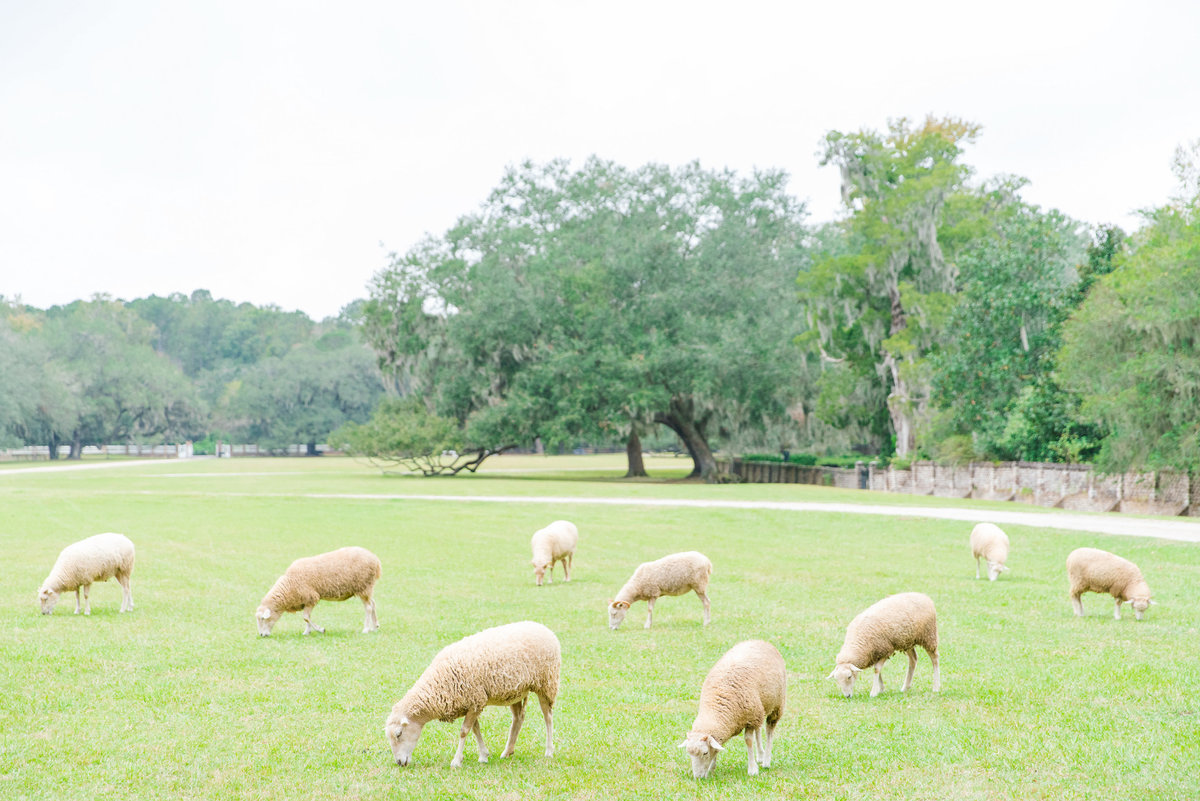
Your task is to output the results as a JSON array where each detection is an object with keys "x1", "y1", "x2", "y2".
[
  {"x1": 287, "y1": 547, "x2": 381, "y2": 600},
  {"x1": 434, "y1": 621, "x2": 561, "y2": 704},
  {"x1": 634, "y1": 552, "x2": 711, "y2": 596},
  {"x1": 1067, "y1": 547, "x2": 1141, "y2": 594},
  {"x1": 48, "y1": 533, "x2": 134, "y2": 591},
  {"x1": 702, "y1": 640, "x2": 786, "y2": 719},
  {"x1": 839, "y1": 593, "x2": 937, "y2": 666}
]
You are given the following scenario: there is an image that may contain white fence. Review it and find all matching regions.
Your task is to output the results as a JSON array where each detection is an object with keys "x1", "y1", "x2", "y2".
[{"x1": 0, "y1": 443, "x2": 330, "y2": 460}]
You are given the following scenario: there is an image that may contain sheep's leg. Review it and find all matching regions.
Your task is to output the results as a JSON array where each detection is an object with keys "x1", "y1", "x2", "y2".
[
  {"x1": 73, "y1": 588, "x2": 82, "y2": 614},
  {"x1": 361, "y1": 596, "x2": 378, "y2": 633},
  {"x1": 929, "y1": 648, "x2": 941, "y2": 692},
  {"x1": 902, "y1": 648, "x2": 917, "y2": 692},
  {"x1": 117, "y1": 573, "x2": 133, "y2": 612},
  {"x1": 644, "y1": 597, "x2": 656, "y2": 629},
  {"x1": 301, "y1": 605, "x2": 324, "y2": 634},
  {"x1": 536, "y1": 692, "x2": 554, "y2": 757},
  {"x1": 451, "y1": 710, "x2": 481, "y2": 768},
  {"x1": 1113, "y1": 599, "x2": 1123, "y2": 620},
  {"x1": 472, "y1": 717, "x2": 489, "y2": 763},
  {"x1": 870, "y1": 659, "x2": 887, "y2": 697},
  {"x1": 762, "y1": 719, "x2": 778, "y2": 768},
  {"x1": 743, "y1": 728, "x2": 759, "y2": 775},
  {"x1": 563, "y1": 554, "x2": 572, "y2": 582},
  {"x1": 753, "y1": 726, "x2": 764, "y2": 765},
  {"x1": 501, "y1": 699, "x2": 525, "y2": 758},
  {"x1": 1070, "y1": 593, "x2": 1084, "y2": 616},
  {"x1": 697, "y1": 590, "x2": 711, "y2": 626},
  {"x1": 81, "y1": 584, "x2": 91, "y2": 616},
  {"x1": 975, "y1": 557, "x2": 981, "y2": 580}
]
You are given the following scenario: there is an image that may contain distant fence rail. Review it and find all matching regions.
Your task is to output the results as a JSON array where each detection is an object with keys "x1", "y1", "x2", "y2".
[
  {"x1": 720, "y1": 458, "x2": 1200, "y2": 518},
  {"x1": 0, "y1": 443, "x2": 330, "y2": 461}
]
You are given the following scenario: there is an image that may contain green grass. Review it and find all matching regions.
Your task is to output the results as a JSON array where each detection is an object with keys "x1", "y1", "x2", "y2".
[{"x1": 1, "y1": 456, "x2": 1197, "y2": 800}]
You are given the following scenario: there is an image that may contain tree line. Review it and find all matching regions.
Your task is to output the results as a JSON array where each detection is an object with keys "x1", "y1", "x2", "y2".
[
  {"x1": 5, "y1": 118, "x2": 1196, "y2": 478},
  {"x1": 0, "y1": 291, "x2": 383, "y2": 457},
  {"x1": 352, "y1": 118, "x2": 1199, "y2": 479}
]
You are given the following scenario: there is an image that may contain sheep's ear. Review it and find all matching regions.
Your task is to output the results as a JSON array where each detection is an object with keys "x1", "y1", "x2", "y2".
[
  {"x1": 1150, "y1": 599, "x2": 1158, "y2": 606},
  {"x1": 849, "y1": 665, "x2": 863, "y2": 675},
  {"x1": 825, "y1": 670, "x2": 836, "y2": 680},
  {"x1": 999, "y1": 564, "x2": 1009, "y2": 572},
  {"x1": 707, "y1": 736, "x2": 724, "y2": 752},
  {"x1": 678, "y1": 740, "x2": 688, "y2": 749}
]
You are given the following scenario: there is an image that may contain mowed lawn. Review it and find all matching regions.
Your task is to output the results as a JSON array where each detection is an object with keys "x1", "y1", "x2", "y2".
[{"x1": 1, "y1": 456, "x2": 1198, "y2": 800}]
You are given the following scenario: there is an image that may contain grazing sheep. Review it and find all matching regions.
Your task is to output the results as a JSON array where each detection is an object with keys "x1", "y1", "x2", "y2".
[
  {"x1": 255, "y1": 546, "x2": 381, "y2": 636},
  {"x1": 680, "y1": 640, "x2": 786, "y2": 778},
  {"x1": 38, "y1": 532, "x2": 135, "y2": 615},
  {"x1": 828, "y1": 592, "x2": 940, "y2": 698},
  {"x1": 385, "y1": 621, "x2": 560, "y2": 768},
  {"x1": 1066, "y1": 547, "x2": 1154, "y2": 620},
  {"x1": 607, "y1": 551, "x2": 713, "y2": 630},
  {"x1": 970, "y1": 523, "x2": 1010, "y2": 581},
  {"x1": 530, "y1": 520, "x2": 578, "y2": 586}
]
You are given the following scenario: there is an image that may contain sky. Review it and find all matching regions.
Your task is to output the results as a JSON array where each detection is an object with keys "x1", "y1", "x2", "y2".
[{"x1": 2, "y1": 0, "x2": 1198, "y2": 321}]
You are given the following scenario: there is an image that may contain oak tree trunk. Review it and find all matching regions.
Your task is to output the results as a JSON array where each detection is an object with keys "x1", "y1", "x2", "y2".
[{"x1": 624, "y1": 429, "x2": 647, "y2": 478}]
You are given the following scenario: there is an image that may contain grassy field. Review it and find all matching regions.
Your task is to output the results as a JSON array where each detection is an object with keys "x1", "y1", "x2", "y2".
[{"x1": 1, "y1": 455, "x2": 1197, "y2": 800}]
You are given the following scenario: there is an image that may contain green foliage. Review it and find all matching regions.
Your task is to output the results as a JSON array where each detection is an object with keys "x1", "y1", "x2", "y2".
[
  {"x1": 931, "y1": 188, "x2": 1087, "y2": 454},
  {"x1": 1059, "y1": 197, "x2": 1200, "y2": 470},
  {"x1": 362, "y1": 158, "x2": 817, "y2": 479},
  {"x1": 225, "y1": 342, "x2": 383, "y2": 453},
  {"x1": 333, "y1": 397, "x2": 508, "y2": 475},
  {"x1": 801, "y1": 117, "x2": 982, "y2": 456}
]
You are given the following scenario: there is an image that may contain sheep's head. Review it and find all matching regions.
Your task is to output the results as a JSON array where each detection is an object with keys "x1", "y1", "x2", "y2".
[
  {"x1": 38, "y1": 586, "x2": 58, "y2": 615},
  {"x1": 827, "y1": 663, "x2": 862, "y2": 698},
  {"x1": 386, "y1": 714, "x2": 425, "y2": 767},
  {"x1": 987, "y1": 561, "x2": 1009, "y2": 582},
  {"x1": 255, "y1": 605, "x2": 281, "y2": 636},
  {"x1": 608, "y1": 600, "x2": 630, "y2": 630},
  {"x1": 531, "y1": 559, "x2": 548, "y2": 586},
  {"x1": 679, "y1": 732, "x2": 724, "y2": 778},
  {"x1": 1130, "y1": 595, "x2": 1153, "y2": 620}
]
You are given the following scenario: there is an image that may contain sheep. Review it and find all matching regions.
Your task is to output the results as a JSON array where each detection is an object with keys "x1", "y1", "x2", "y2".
[
  {"x1": 255, "y1": 546, "x2": 381, "y2": 636},
  {"x1": 827, "y1": 591, "x2": 940, "y2": 698},
  {"x1": 607, "y1": 551, "x2": 713, "y2": 630},
  {"x1": 530, "y1": 520, "x2": 578, "y2": 586},
  {"x1": 679, "y1": 639, "x2": 786, "y2": 778},
  {"x1": 1066, "y1": 547, "x2": 1154, "y2": 620},
  {"x1": 385, "y1": 620, "x2": 560, "y2": 768},
  {"x1": 38, "y1": 532, "x2": 135, "y2": 615},
  {"x1": 970, "y1": 522, "x2": 1010, "y2": 581}
]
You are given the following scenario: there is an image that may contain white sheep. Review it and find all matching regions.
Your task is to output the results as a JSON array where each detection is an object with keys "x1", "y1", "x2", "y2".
[
  {"x1": 607, "y1": 551, "x2": 713, "y2": 630},
  {"x1": 827, "y1": 592, "x2": 940, "y2": 698},
  {"x1": 970, "y1": 522, "x2": 1010, "y2": 581},
  {"x1": 255, "y1": 546, "x2": 381, "y2": 636},
  {"x1": 38, "y1": 532, "x2": 135, "y2": 615},
  {"x1": 680, "y1": 639, "x2": 786, "y2": 778},
  {"x1": 385, "y1": 620, "x2": 560, "y2": 768},
  {"x1": 530, "y1": 520, "x2": 578, "y2": 586},
  {"x1": 1066, "y1": 547, "x2": 1154, "y2": 620}
]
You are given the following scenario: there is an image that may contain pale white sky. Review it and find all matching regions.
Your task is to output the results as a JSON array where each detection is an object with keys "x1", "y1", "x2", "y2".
[{"x1": 2, "y1": 1, "x2": 1198, "y2": 320}]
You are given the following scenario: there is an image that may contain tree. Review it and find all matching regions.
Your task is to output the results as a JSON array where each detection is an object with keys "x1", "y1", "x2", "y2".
[
  {"x1": 800, "y1": 117, "x2": 981, "y2": 456},
  {"x1": 39, "y1": 298, "x2": 203, "y2": 456},
  {"x1": 1058, "y1": 192, "x2": 1200, "y2": 471},
  {"x1": 930, "y1": 184, "x2": 1087, "y2": 455},
  {"x1": 227, "y1": 342, "x2": 384, "y2": 454},
  {"x1": 361, "y1": 159, "x2": 815, "y2": 480},
  {"x1": 332, "y1": 397, "x2": 512, "y2": 475}
]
